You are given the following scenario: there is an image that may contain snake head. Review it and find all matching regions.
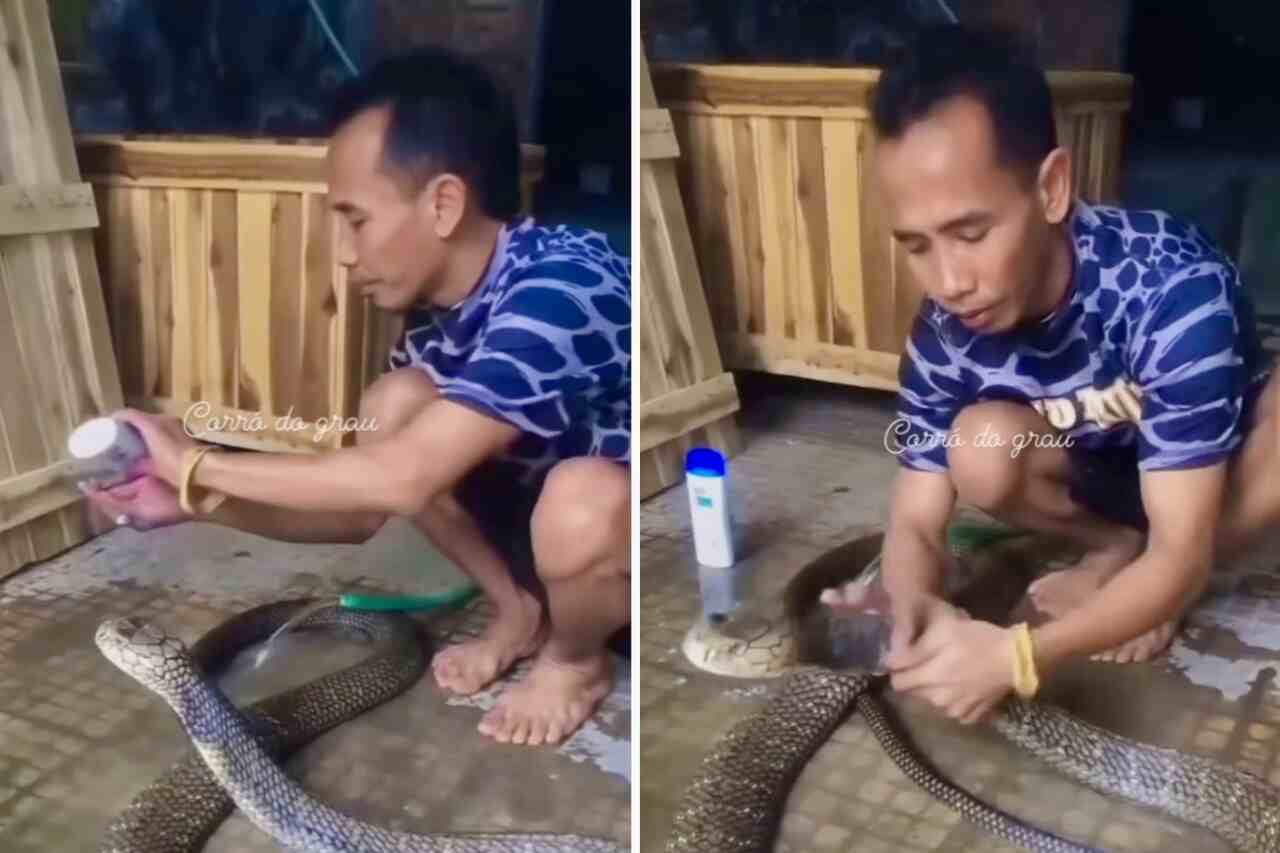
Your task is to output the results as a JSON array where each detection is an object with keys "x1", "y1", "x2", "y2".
[{"x1": 95, "y1": 617, "x2": 198, "y2": 699}]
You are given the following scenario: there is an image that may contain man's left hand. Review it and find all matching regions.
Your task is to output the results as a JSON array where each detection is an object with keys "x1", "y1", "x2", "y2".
[
  {"x1": 113, "y1": 409, "x2": 201, "y2": 487},
  {"x1": 884, "y1": 617, "x2": 1016, "y2": 725}
]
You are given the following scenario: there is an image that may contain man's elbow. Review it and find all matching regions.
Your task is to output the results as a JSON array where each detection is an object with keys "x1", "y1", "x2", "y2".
[{"x1": 381, "y1": 471, "x2": 438, "y2": 518}]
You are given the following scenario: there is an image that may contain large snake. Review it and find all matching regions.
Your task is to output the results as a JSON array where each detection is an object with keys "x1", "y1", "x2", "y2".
[
  {"x1": 666, "y1": 528, "x2": 1280, "y2": 853},
  {"x1": 96, "y1": 599, "x2": 624, "y2": 852}
]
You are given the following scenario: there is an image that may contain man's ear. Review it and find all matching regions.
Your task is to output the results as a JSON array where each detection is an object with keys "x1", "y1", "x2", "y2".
[
  {"x1": 1036, "y1": 147, "x2": 1072, "y2": 224},
  {"x1": 420, "y1": 173, "x2": 468, "y2": 239}
]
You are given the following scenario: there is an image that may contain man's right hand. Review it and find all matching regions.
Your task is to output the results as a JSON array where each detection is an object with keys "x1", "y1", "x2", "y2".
[
  {"x1": 83, "y1": 475, "x2": 192, "y2": 531},
  {"x1": 887, "y1": 592, "x2": 969, "y2": 657}
]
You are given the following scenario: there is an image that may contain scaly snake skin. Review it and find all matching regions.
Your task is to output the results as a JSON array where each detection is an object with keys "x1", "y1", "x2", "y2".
[
  {"x1": 97, "y1": 600, "x2": 623, "y2": 853},
  {"x1": 668, "y1": 531, "x2": 1280, "y2": 853}
]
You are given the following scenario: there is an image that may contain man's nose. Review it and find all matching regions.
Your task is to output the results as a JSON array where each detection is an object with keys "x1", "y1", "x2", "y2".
[
  {"x1": 336, "y1": 225, "x2": 357, "y2": 268},
  {"x1": 938, "y1": 260, "x2": 975, "y2": 302}
]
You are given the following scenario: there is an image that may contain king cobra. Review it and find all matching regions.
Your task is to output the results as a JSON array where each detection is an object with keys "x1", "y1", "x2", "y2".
[
  {"x1": 96, "y1": 600, "x2": 623, "y2": 852},
  {"x1": 666, "y1": 528, "x2": 1280, "y2": 853}
]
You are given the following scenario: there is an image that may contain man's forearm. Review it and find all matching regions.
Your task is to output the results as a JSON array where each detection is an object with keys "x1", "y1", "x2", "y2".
[
  {"x1": 1033, "y1": 545, "x2": 1209, "y2": 667},
  {"x1": 194, "y1": 443, "x2": 424, "y2": 516},
  {"x1": 206, "y1": 497, "x2": 384, "y2": 545},
  {"x1": 881, "y1": 517, "x2": 950, "y2": 602}
]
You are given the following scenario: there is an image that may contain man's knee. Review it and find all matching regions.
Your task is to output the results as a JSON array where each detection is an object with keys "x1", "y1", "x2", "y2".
[
  {"x1": 356, "y1": 368, "x2": 439, "y2": 444},
  {"x1": 531, "y1": 458, "x2": 630, "y2": 583},
  {"x1": 947, "y1": 402, "x2": 1043, "y2": 512}
]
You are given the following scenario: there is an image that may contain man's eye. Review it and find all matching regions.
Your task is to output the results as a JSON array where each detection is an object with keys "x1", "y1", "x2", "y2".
[
  {"x1": 957, "y1": 229, "x2": 988, "y2": 243},
  {"x1": 903, "y1": 242, "x2": 928, "y2": 255}
]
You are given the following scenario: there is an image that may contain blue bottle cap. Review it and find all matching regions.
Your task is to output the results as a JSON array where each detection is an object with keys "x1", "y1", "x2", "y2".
[{"x1": 686, "y1": 447, "x2": 726, "y2": 477}]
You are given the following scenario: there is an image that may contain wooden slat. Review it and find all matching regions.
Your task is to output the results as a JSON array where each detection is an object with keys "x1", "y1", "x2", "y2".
[
  {"x1": 711, "y1": 116, "x2": 749, "y2": 336},
  {"x1": 753, "y1": 116, "x2": 795, "y2": 338},
  {"x1": 76, "y1": 135, "x2": 548, "y2": 192},
  {"x1": 269, "y1": 193, "x2": 304, "y2": 418},
  {"x1": 207, "y1": 189, "x2": 240, "y2": 407},
  {"x1": 652, "y1": 62, "x2": 1133, "y2": 113},
  {"x1": 0, "y1": 183, "x2": 97, "y2": 235},
  {"x1": 640, "y1": 108, "x2": 680, "y2": 161},
  {"x1": 822, "y1": 119, "x2": 864, "y2": 349},
  {"x1": 639, "y1": 372, "x2": 740, "y2": 453},
  {"x1": 732, "y1": 116, "x2": 765, "y2": 335},
  {"x1": 857, "y1": 122, "x2": 895, "y2": 354},
  {"x1": 150, "y1": 188, "x2": 172, "y2": 399},
  {"x1": 792, "y1": 117, "x2": 830, "y2": 344},
  {"x1": 0, "y1": 461, "x2": 79, "y2": 535},
  {"x1": 236, "y1": 193, "x2": 273, "y2": 412},
  {"x1": 723, "y1": 333, "x2": 900, "y2": 391},
  {"x1": 300, "y1": 194, "x2": 334, "y2": 422}
]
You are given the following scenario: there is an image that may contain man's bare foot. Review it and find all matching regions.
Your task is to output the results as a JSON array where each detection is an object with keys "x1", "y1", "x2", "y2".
[
  {"x1": 432, "y1": 588, "x2": 544, "y2": 695},
  {"x1": 1026, "y1": 529, "x2": 1144, "y2": 617},
  {"x1": 1092, "y1": 619, "x2": 1179, "y2": 664},
  {"x1": 476, "y1": 652, "x2": 613, "y2": 746}
]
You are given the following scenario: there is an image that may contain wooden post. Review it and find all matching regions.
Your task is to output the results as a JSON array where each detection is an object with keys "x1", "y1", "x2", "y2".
[
  {"x1": 638, "y1": 51, "x2": 741, "y2": 499},
  {"x1": 0, "y1": 0, "x2": 125, "y2": 579}
]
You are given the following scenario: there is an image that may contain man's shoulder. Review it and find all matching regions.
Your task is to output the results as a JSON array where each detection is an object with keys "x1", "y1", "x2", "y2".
[
  {"x1": 499, "y1": 220, "x2": 630, "y2": 291},
  {"x1": 1075, "y1": 200, "x2": 1231, "y2": 286}
]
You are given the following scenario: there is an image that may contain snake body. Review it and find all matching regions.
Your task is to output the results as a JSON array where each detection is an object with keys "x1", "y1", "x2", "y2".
[
  {"x1": 668, "y1": 529, "x2": 1280, "y2": 852},
  {"x1": 97, "y1": 601, "x2": 623, "y2": 853}
]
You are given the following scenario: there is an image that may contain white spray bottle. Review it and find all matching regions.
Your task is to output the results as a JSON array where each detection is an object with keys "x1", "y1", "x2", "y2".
[
  {"x1": 66, "y1": 417, "x2": 149, "y2": 491},
  {"x1": 685, "y1": 447, "x2": 738, "y2": 618}
]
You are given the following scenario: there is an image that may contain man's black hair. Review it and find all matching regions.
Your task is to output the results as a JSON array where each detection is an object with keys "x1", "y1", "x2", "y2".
[
  {"x1": 871, "y1": 25, "x2": 1057, "y2": 181},
  {"x1": 329, "y1": 48, "x2": 521, "y2": 220}
]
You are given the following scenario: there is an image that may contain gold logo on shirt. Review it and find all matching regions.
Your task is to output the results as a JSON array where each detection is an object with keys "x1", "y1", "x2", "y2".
[{"x1": 1029, "y1": 377, "x2": 1144, "y2": 431}]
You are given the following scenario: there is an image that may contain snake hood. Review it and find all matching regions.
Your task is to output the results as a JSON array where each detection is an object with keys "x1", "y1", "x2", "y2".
[{"x1": 97, "y1": 618, "x2": 202, "y2": 701}]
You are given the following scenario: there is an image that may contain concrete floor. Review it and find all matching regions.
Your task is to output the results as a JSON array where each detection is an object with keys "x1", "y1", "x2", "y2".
[
  {"x1": 0, "y1": 516, "x2": 630, "y2": 851},
  {"x1": 640, "y1": 373, "x2": 1280, "y2": 853}
]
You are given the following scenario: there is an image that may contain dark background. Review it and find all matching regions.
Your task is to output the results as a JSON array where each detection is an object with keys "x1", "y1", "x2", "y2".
[
  {"x1": 641, "y1": 0, "x2": 1280, "y2": 316},
  {"x1": 55, "y1": 0, "x2": 631, "y2": 253}
]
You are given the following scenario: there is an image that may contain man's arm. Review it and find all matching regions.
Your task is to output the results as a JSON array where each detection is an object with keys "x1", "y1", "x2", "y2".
[
  {"x1": 1032, "y1": 462, "x2": 1226, "y2": 669},
  {"x1": 191, "y1": 398, "x2": 520, "y2": 516},
  {"x1": 880, "y1": 467, "x2": 957, "y2": 605}
]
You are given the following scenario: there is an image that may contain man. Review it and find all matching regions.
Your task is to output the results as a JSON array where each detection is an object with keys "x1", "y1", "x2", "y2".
[
  {"x1": 86, "y1": 48, "x2": 631, "y2": 748},
  {"x1": 823, "y1": 24, "x2": 1278, "y2": 725}
]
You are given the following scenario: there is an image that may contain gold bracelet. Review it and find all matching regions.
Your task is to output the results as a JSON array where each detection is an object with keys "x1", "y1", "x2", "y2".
[
  {"x1": 178, "y1": 445, "x2": 228, "y2": 515},
  {"x1": 1010, "y1": 622, "x2": 1040, "y2": 699}
]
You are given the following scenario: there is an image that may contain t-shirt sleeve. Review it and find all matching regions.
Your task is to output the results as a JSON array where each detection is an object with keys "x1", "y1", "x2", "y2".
[
  {"x1": 1129, "y1": 260, "x2": 1249, "y2": 471},
  {"x1": 442, "y1": 260, "x2": 621, "y2": 439},
  {"x1": 891, "y1": 314, "x2": 967, "y2": 473}
]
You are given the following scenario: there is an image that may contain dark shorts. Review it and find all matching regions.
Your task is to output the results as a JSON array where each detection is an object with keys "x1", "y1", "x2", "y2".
[
  {"x1": 1066, "y1": 442, "x2": 1149, "y2": 531},
  {"x1": 1067, "y1": 370, "x2": 1272, "y2": 531},
  {"x1": 456, "y1": 461, "x2": 544, "y2": 601},
  {"x1": 455, "y1": 457, "x2": 632, "y2": 658}
]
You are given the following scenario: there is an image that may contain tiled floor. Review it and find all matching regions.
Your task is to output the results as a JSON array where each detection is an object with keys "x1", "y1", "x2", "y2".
[
  {"x1": 640, "y1": 373, "x2": 1280, "y2": 853},
  {"x1": 0, "y1": 517, "x2": 629, "y2": 851}
]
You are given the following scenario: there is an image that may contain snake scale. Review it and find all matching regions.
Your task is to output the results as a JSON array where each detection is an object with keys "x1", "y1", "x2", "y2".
[
  {"x1": 667, "y1": 528, "x2": 1280, "y2": 853},
  {"x1": 96, "y1": 599, "x2": 623, "y2": 853}
]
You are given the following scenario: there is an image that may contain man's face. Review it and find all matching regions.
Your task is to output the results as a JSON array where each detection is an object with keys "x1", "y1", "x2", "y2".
[
  {"x1": 873, "y1": 94, "x2": 1057, "y2": 335},
  {"x1": 327, "y1": 106, "x2": 442, "y2": 313}
]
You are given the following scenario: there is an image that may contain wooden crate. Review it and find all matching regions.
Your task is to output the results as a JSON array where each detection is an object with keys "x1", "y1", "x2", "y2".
[
  {"x1": 0, "y1": 0, "x2": 124, "y2": 578},
  {"x1": 76, "y1": 134, "x2": 546, "y2": 452},
  {"x1": 651, "y1": 63, "x2": 1133, "y2": 390},
  {"x1": 638, "y1": 53, "x2": 740, "y2": 499}
]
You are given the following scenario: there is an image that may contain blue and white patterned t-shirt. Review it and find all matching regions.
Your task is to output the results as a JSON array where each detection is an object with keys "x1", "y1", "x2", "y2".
[
  {"x1": 893, "y1": 199, "x2": 1270, "y2": 473},
  {"x1": 388, "y1": 217, "x2": 630, "y2": 486}
]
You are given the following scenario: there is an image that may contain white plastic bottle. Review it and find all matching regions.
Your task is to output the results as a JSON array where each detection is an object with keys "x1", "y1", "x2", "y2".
[
  {"x1": 66, "y1": 417, "x2": 149, "y2": 490},
  {"x1": 685, "y1": 447, "x2": 737, "y2": 617}
]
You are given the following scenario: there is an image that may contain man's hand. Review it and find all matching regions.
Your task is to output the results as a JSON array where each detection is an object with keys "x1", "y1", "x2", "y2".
[
  {"x1": 887, "y1": 592, "x2": 968, "y2": 657},
  {"x1": 112, "y1": 409, "x2": 201, "y2": 487},
  {"x1": 885, "y1": 614, "x2": 1016, "y2": 725},
  {"x1": 83, "y1": 475, "x2": 192, "y2": 531}
]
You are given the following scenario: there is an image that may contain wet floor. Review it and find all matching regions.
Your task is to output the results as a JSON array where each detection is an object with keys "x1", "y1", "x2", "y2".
[
  {"x1": 0, "y1": 517, "x2": 630, "y2": 851},
  {"x1": 640, "y1": 374, "x2": 1280, "y2": 853}
]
